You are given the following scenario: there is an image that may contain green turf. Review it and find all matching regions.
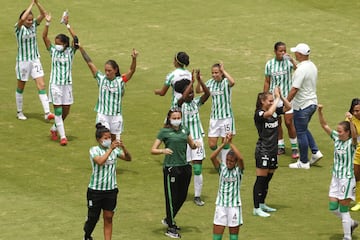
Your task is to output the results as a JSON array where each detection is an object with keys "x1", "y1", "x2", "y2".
[{"x1": 1, "y1": 0, "x2": 360, "y2": 239}]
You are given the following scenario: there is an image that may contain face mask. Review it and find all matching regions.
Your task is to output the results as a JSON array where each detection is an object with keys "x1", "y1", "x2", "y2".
[
  {"x1": 101, "y1": 139, "x2": 111, "y2": 148},
  {"x1": 55, "y1": 44, "x2": 64, "y2": 51},
  {"x1": 170, "y1": 119, "x2": 182, "y2": 127}
]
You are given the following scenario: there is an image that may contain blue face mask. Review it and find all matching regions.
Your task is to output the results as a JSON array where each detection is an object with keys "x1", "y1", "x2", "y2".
[{"x1": 101, "y1": 139, "x2": 111, "y2": 148}]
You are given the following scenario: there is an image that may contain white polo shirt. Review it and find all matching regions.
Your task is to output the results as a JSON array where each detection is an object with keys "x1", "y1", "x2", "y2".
[{"x1": 291, "y1": 60, "x2": 318, "y2": 110}]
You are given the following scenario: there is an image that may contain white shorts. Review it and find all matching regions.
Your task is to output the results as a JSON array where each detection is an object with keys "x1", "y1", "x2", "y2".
[
  {"x1": 213, "y1": 205, "x2": 243, "y2": 227},
  {"x1": 50, "y1": 84, "x2": 73, "y2": 105},
  {"x1": 15, "y1": 59, "x2": 44, "y2": 81},
  {"x1": 186, "y1": 138, "x2": 205, "y2": 162},
  {"x1": 96, "y1": 113, "x2": 123, "y2": 135},
  {"x1": 208, "y1": 118, "x2": 236, "y2": 137},
  {"x1": 328, "y1": 176, "x2": 356, "y2": 201}
]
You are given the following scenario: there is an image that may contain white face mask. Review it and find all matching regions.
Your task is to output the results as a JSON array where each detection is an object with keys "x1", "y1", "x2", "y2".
[
  {"x1": 101, "y1": 139, "x2": 111, "y2": 148},
  {"x1": 170, "y1": 119, "x2": 182, "y2": 127},
  {"x1": 55, "y1": 44, "x2": 64, "y2": 51}
]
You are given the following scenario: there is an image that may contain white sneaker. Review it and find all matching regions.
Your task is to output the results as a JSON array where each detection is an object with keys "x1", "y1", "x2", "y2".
[
  {"x1": 289, "y1": 160, "x2": 310, "y2": 169},
  {"x1": 260, "y1": 203, "x2": 277, "y2": 212},
  {"x1": 253, "y1": 208, "x2": 270, "y2": 217},
  {"x1": 310, "y1": 151, "x2": 323, "y2": 165},
  {"x1": 17, "y1": 112, "x2": 27, "y2": 120}
]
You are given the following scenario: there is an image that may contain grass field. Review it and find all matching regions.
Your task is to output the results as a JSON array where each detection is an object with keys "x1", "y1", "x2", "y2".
[{"x1": 1, "y1": 0, "x2": 360, "y2": 239}]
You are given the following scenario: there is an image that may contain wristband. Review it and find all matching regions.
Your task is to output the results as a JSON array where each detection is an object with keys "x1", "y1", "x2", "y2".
[
  {"x1": 45, "y1": 21, "x2": 50, "y2": 26},
  {"x1": 66, "y1": 24, "x2": 71, "y2": 29}
]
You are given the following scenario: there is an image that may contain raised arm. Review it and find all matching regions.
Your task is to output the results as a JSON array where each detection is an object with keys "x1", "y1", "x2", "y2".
[
  {"x1": 196, "y1": 69, "x2": 210, "y2": 104},
  {"x1": 177, "y1": 70, "x2": 195, "y2": 106},
  {"x1": 79, "y1": 46, "x2": 97, "y2": 77},
  {"x1": 93, "y1": 141, "x2": 120, "y2": 166},
  {"x1": 346, "y1": 112, "x2": 358, "y2": 146},
  {"x1": 18, "y1": 0, "x2": 34, "y2": 29},
  {"x1": 122, "y1": 49, "x2": 138, "y2": 82},
  {"x1": 317, "y1": 104, "x2": 332, "y2": 135},
  {"x1": 34, "y1": 0, "x2": 46, "y2": 24},
  {"x1": 263, "y1": 87, "x2": 280, "y2": 118},
  {"x1": 230, "y1": 142, "x2": 245, "y2": 171},
  {"x1": 220, "y1": 63, "x2": 235, "y2": 87},
  {"x1": 118, "y1": 140, "x2": 132, "y2": 161},
  {"x1": 280, "y1": 89, "x2": 292, "y2": 113},
  {"x1": 42, "y1": 13, "x2": 51, "y2": 50},
  {"x1": 210, "y1": 141, "x2": 226, "y2": 171},
  {"x1": 62, "y1": 15, "x2": 77, "y2": 39}
]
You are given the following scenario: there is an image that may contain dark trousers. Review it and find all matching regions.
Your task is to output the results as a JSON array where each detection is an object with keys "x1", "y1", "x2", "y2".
[{"x1": 163, "y1": 164, "x2": 192, "y2": 227}]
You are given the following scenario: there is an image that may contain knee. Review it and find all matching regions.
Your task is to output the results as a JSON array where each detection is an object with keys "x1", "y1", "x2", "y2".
[
  {"x1": 54, "y1": 107, "x2": 63, "y2": 116},
  {"x1": 193, "y1": 164, "x2": 202, "y2": 176}
]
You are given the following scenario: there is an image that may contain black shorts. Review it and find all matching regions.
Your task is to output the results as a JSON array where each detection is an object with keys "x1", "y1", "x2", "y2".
[
  {"x1": 255, "y1": 152, "x2": 278, "y2": 169},
  {"x1": 87, "y1": 188, "x2": 118, "y2": 212}
]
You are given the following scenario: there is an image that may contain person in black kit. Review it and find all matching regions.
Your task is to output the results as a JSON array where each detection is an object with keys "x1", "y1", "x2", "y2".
[{"x1": 253, "y1": 87, "x2": 291, "y2": 217}]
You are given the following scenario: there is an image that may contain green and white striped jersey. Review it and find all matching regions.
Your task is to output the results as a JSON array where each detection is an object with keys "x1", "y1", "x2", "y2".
[
  {"x1": 15, "y1": 21, "x2": 40, "y2": 61},
  {"x1": 265, "y1": 58, "x2": 294, "y2": 97},
  {"x1": 94, "y1": 71, "x2": 125, "y2": 116},
  {"x1": 88, "y1": 146, "x2": 122, "y2": 190},
  {"x1": 181, "y1": 97, "x2": 204, "y2": 139},
  {"x1": 206, "y1": 78, "x2": 233, "y2": 120},
  {"x1": 215, "y1": 162, "x2": 242, "y2": 207},
  {"x1": 331, "y1": 130, "x2": 356, "y2": 179},
  {"x1": 48, "y1": 44, "x2": 76, "y2": 85},
  {"x1": 165, "y1": 68, "x2": 192, "y2": 108}
]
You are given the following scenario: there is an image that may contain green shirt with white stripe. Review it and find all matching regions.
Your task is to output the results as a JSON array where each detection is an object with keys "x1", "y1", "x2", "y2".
[
  {"x1": 88, "y1": 146, "x2": 123, "y2": 190},
  {"x1": 331, "y1": 130, "x2": 356, "y2": 179},
  {"x1": 95, "y1": 71, "x2": 125, "y2": 115},
  {"x1": 215, "y1": 162, "x2": 242, "y2": 207},
  {"x1": 15, "y1": 21, "x2": 40, "y2": 61},
  {"x1": 205, "y1": 78, "x2": 233, "y2": 120},
  {"x1": 48, "y1": 44, "x2": 76, "y2": 85},
  {"x1": 181, "y1": 97, "x2": 205, "y2": 139},
  {"x1": 264, "y1": 58, "x2": 294, "y2": 97}
]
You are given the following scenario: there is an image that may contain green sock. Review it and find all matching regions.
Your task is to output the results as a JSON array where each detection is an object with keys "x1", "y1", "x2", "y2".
[
  {"x1": 213, "y1": 234, "x2": 223, "y2": 240},
  {"x1": 223, "y1": 144, "x2": 230, "y2": 149},
  {"x1": 230, "y1": 234, "x2": 238, "y2": 240}
]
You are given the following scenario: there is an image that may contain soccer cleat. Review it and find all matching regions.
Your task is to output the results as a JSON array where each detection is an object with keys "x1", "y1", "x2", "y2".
[
  {"x1": 45, "y1": 112, "x2": 55, "y2": 121},
  {"x1": 260, "y1": 203, "x2": 277, "y2": 212},
  {"x1": 165, "y1": 227, "x2": 181, "y2": 239},
  {"x1": 194, "y1": 197, "x2": 205, "y2": 206},
  {"x1": 60, "y1": 138, "x2": 68, "y2": 146},
  {"x1": 17, "y1": 112, "x2": 27, "y2": 120},
  {"x1": 291, "y1": 149, "x2": 299, "y2": 159},
  {"x1": 50, "y1": 129, "x2": 58, "y2": 141},
  {"x1": 162, "y1": 218, "x2": 181, "y2": 230},
  {"x1": 289, "y1": 160, "x2": 310, "y2": 169},
  {"x1": 351, "y1": 220, "x2": 359, "y2": 235},
  {"x1": 253, "y1": 208, "x2": 270, "y2": 217},
  {"x1": 351, "y1": 203, "x2": 360, "y2": 211},
  {"x1": 277, "y1": 147, "x2": 285, "y2": 155},
  {"x1": 309, "y1": 151, "x2": 323, "y2": 165}
]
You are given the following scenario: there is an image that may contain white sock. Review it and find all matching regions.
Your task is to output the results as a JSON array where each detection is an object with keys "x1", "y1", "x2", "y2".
[
  {"x1": 194, "y1": 174, "x2": 203, "y2": 197},
  {"x1": 50, "y1": 124, "x2": 57, "y2": 132},
  {"x1": 16, "y1": 92, "x2": 23, "y2": 112},
  {"x1": 341, "y1": 212, "x2": 352, "y2": 239},
  {"x1": 39, "y1": 93, "x2": 50, "y2": 113},
  {"x1": 55, "y1": 115, "x2": 66, "y2": 139},
  {"x1": 278, "y1": 139, "x2": 285, "y2": 147}
]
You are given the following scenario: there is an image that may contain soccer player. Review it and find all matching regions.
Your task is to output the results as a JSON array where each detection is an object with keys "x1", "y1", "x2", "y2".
[
  {"x1": 154, "y1": 52, "x2": 192, "y2": 108},
  {"x1": 83, "y1": 123, "x2": 131, "y2": 240},
  {"x1": 79, "y1": 45, "x2": 138, "y2": 141},
  {"x1": 253, "y1": 88, "x2": 291, "y2": 217},
  {"x1": 196, "y1": 62, "x2": 235, "y2": 152},
  {"x1": 42, "y1": 13, "x2": 78, "y2": 146},
  {"x1": 317, "y1": 104, "x2": 358, "y2": 240},
  {"x1": 15, "y1": 0, "x2": 54, "y2": 121},
  {"x1": 177, "y1": 69, "x2": 210, "y2": 206},
  {"x1": 345, "y1": 99, "x2": 360, "y2": 212},
  {"x1": 264, "y1": 41, "x2": 299, "y2": 159},
  {"x1": 210, "y1": 134, "x2": 244, "y2": 240},
  {"x1": 151, "y1": 108, "x2": 200, "y2": 239}
]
